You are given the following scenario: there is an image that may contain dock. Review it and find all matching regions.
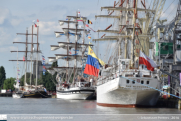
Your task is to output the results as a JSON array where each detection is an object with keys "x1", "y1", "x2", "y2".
[{"x1": 0, "y1": 93, "x2": 12, "y2": 97}]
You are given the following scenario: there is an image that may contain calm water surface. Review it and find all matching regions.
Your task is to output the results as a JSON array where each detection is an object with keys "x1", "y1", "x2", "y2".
[{"x1": 0, "y1": 97, "x2": 181, "y2": 121}]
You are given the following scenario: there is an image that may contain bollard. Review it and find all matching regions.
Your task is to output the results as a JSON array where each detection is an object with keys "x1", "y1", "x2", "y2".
[{"x1": 178, "y1": 100, "x2": 181, "y2": 109}]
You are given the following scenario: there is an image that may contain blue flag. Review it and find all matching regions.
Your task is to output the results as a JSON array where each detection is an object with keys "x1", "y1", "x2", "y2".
[{"x1": 43, "y1": 68, "x2": 46, "y2": 72}]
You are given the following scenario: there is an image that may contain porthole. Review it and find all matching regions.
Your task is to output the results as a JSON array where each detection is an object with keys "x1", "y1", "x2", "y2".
[
  {"x1": 132, "y1": 80, "x2": 135, "y2": 84},
  {"x1": 141, "y1": 80, "x2": 144, "y2": 84},
  {"x1": 127, "y1": 80, "x2": 129, "y2": 84},
  {"x1": 147, "y1": 81, "x2": 149, "y2": 84}
]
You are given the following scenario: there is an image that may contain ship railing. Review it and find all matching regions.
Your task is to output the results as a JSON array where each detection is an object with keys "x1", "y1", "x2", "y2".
[
  {"x1": 97, "y1": 74, "x2": 118, "y2": 86},
  {"x1": 97, "y1": 68, "x2": 155, "y2": 86},
  {"x1": 71, "y1": 81, "x2": 91, "y2": 88}
]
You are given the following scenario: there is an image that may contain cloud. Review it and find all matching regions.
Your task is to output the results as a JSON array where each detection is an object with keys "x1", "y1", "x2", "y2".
[
  {"x1": 13, "y1": 37, "x2": 22, "y2": 42},
  {"x1": 28, "y1": 14, "x2": 36, "y2": 18},
  {"x1": 10, "y1": 18, "x2": 23, "y2": 26},
  {"x1": 9, "y1": 46, "x2": 17, "y2": 50},
  {"x1": 0, "y1": 27, "x2": 12, "y2": 45},
  {"x1": 39, "y1": 41, "x2": 45, "y2": 44},
  {"x1": 36, "y1": 21, "x2": 62, "y2": 36},
  {"x1": 0, "y1": 46, "x2": 17, "y2": 52},
  {"x1": 36, "y1": 21, "x2": 78, "y2": 36},
  {"x1": 0, "y1": 47, "x2": 8, "y2": 52},
  {"x1": 0, "y1": 8, "x2": 9, "y2": 24},
  {"x1": 0, "y1": 7, "x2": 26, "y2": 28}
]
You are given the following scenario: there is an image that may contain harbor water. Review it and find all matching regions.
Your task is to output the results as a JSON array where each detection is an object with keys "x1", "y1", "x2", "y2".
[{"x1": 0, "y1": 97, "x2": 181, "y2": 121}]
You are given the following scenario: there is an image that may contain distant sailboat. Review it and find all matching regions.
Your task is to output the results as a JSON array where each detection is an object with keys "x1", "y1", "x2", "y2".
[{"x1": 10, "y1": 22, "x2": 48, "y2": 98}]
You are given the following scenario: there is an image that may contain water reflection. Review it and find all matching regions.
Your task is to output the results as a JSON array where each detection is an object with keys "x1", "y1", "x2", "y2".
[{"x1": 0, "y1": 97, "x2": 181, "y2": 114}]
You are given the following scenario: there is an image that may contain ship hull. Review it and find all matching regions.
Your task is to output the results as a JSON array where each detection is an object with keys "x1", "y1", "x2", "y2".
[
  {"x1": 12, "y1": 93, "x2": 23, "y2": 98},
  {"x1": 22, "y1": 91, "x2": 48, "y2": 98},
  {"x1": 97, "y1": 77, "x2": 160, "y2": 107},
  {"x1": 57, "y1": 88, "x2": 95, "y2": 100},
  {"x1": 97, "y1": 88, "x2": 160, "y2": 107}
]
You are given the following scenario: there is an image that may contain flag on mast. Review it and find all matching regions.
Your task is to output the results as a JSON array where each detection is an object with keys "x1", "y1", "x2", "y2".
[
  {"x1": 23, "y1": 56, "x2": 25, "y2": 61},
  {"x1": 88, "y1": 20, "x2": 92, "y2": 24},
  {"x1": 84, "y1": 43, "x2": 105, "y2": 77},
  {"x1": 139, "y1": 51, "x2": 157, "y2": 71}
]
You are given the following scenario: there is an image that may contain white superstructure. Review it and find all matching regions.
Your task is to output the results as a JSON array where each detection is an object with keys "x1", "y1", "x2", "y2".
[{"x1": 56, "y1": 82, "x2": 95, "y2": 100}]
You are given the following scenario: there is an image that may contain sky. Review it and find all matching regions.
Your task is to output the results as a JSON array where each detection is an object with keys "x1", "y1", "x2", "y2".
[{"x1": 0, "y1": 0, "x2": 179, "y2": 78}]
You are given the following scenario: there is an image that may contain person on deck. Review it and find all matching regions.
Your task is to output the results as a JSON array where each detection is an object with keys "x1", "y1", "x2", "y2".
[{"x1": 90, "y1": 78, "x2": 93, "y2": 87}]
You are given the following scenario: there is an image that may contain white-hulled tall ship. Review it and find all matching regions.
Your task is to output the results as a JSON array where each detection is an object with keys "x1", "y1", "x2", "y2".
[
  {"x1": 92, "y1": 0, "x2": 164, "y2": 107},
  {"x1": 47, "y1": 12, "x2": 96, "y2": 100}
]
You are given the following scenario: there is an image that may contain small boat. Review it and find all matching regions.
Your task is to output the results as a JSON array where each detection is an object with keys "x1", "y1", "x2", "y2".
[
  {"x1": 56, "y1": 80, "x2": 95, "y2": 100},
  {"x1": 22, "y1": 88, "x2": 48, "y2": 98}
]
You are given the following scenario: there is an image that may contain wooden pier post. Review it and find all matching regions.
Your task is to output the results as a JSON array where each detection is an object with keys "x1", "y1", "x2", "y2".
[{"x1": 178, "y1": 87, "x2": 181, "y2": 109}]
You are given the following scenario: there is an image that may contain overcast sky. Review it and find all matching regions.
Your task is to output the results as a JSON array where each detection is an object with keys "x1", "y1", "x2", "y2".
[{"x1": 0, "y1": 0, "x2": 178, "y2": 78}]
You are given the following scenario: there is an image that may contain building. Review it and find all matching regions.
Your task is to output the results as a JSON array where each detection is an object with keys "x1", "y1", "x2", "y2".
[{"x1": 33, "y1": 61, "x2": 52, "y2": 79}]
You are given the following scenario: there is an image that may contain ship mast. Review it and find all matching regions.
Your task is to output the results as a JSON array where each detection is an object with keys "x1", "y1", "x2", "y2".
[
  {"x1": 10, "y1": 28, "x2": 38, "y2": 88},
  {"x1": 25, "y1": 28, "x2": 28, "y2": 85},
  {"x1": 66, "y1": 20, "x2": 70, "y2": 83},
  {"x1": 17, "y1": 47, "x2": 19, "y2": 81},
  {"x1": 93, "y1": 0, "x2": 165, "y2": 68},
  {"x1": 30, "y1": 25, "x2": 33, "y2": 87},
  {"x1": 36, "y1": 22, "x2": 39, "y2": 87},
  {"x1": 72, "y1": 11, "x2": 78, "y2": 83},
  {"x1": 49, "y1": 14, "x2": 94, "y2": 85},
  {"x1": 131, "y1": 0, "x2": 137, "y2": 67},
  {"x1": 81, "y1": 15, "x2": 86, "y2": 77}
]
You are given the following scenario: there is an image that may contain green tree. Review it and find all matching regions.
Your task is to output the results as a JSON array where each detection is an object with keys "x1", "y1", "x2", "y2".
[
  {"x1": 51, "y1": 61, "x2": 58, "y2": 68},
  {"x1": 19, "y1": 73, "x2": 34, "y2": 86},
  {"x1": 41, "y1": 71, "x2": 56, "y2": 91},
  {"x1": 37, "y1": 61, "x2": 58, "y2": 91},
  {"x1": 0, "y1": 66, "x2": 6, "y2": 89},
  {"x1": 3, "y1": 77, "x2": 16, "y2": 90}
]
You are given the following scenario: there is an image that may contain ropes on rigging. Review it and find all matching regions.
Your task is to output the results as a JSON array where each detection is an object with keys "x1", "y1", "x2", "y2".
[{"x1": 160, "y1": 0, "x2": 176, "y2": 18}]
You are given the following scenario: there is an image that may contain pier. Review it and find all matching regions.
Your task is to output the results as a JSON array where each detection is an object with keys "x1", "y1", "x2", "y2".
[
  {"x1": 0, "y1": 92, "x2": 12, "y2": 97},
  {"x1": 156, "y1": 98, "x2": 180, "y2": 108}
]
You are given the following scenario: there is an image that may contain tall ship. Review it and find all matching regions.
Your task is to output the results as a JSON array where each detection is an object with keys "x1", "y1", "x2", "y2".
[
  {"x1": 10, "y1": 21, "x2": 48, "y2": 98},
  {"x1": 92, "y1": 0, "x2": 165, "y2": 107},
  {"x1": 47, "y1": 12, "x2": 96, "y2": 100}
]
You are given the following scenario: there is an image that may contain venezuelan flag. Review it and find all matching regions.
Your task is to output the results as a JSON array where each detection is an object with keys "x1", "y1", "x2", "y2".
[{"x1": 84, "y1": 44, "x2": 105, "y2": 77}]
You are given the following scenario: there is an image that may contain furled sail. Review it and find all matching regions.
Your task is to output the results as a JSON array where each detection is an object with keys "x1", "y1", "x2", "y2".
[
  {"x1": 51, "y1": 45, "x2": 60, "y2": 51},
  {"x1": 48, "y1": 57, "x2": 57, "y2": 62}
]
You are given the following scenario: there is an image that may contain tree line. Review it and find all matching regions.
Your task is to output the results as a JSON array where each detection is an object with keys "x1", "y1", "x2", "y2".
[{"x1": 0, "y1": 61, "x2": 58, "y2": 91}]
